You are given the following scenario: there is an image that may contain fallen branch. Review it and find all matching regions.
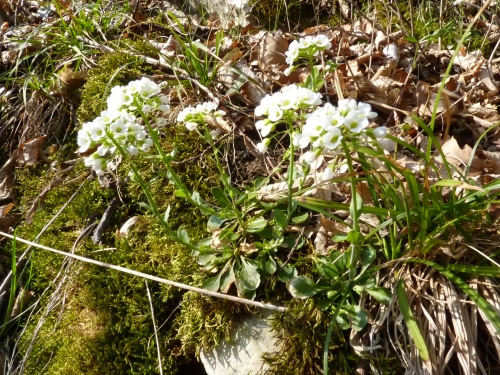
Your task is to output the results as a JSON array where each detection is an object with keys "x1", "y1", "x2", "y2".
[{"x1": 0, "y1": 231, "x2": 287, "y2": 313}]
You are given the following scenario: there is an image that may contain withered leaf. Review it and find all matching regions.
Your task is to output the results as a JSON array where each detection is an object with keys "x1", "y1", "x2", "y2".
[{"x1": 17, "y1": 135, "x2": 47, "y2": 167}]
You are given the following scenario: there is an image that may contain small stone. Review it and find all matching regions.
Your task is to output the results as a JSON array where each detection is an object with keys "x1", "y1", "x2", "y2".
[{"x1": 200, "y1": 312, "x2": 279, "y2": 375}]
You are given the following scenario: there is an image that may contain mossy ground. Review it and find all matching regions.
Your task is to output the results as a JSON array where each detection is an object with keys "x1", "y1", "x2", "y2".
[{"x1": 4, "y1": 46, "x2": 370, "y2": 374}]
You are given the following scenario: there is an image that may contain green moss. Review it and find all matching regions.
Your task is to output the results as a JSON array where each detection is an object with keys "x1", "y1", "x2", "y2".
[{"x1": 77, "y1": 52, "x2": 151, "y2": 124}]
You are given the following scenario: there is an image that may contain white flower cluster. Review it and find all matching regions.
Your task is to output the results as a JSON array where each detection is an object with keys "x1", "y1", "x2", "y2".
[
  {"x1": 284, "y1": 35, "x2": 332, "y2": 76},
  {"x1": 177, "y1": 102, "x2": 226, "y2": 131},
  {"x1": 293, "y1": 99, "x2": 385, "y2": 179},
  {"x1": 77, "y1": 77, "x2": 170, "y2": 175},
  {"x1": 254, "y1": 85, "x2": 322, "y2": 153}
]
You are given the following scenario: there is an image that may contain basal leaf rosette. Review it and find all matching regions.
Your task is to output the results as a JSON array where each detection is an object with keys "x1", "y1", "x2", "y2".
[{"x1": 77, "y1": 78, "x2": 170, "y2": 175}]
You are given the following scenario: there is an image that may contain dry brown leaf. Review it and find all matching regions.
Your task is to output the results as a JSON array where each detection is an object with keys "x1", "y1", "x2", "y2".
[
  {"x1": 257, "y1": 32, "x2": 288, "y2": 71},
  {"x1": 240, "y1": 242, "x2": 258, "y2": 255},
  {"x1": 356, "y1": 182, "x2": 373, "y2": 205},
  {"x1": 58, "y1": 65, "x2": 88, "y2": 92},
  {"x1": 467, "y1": 102, "x2": 500, "y2": 124},
  {"x1": 319, "y1": 215, "x2": 349, "y2": 235},
  {"x1": 0, "y1": 203, "x2": 15, "y2": 217},
  {"x1": 0, "y1": 177, "x2": 15, "y2": 202},
  {"x1": 10, "y1": 288, "x2": 34, "y2": 318},
  {"x1": 437, "y1": 136, "x2": 483, "y2": 176},
  {"x1": 204, "y1": 114, "x2": 232, "y2": 133},
  {"x1": 477, "y1": 150, "x2": 500, "y2": 173},
  {"x1": 256, "y1": 176, "x2": 314, "y2": 202},
  {"x1": 314, "y1": 222, "x2": 329, "y2": 255},
  {"x1": 0, "y1": 214, "x2": 21, "y2": 234},
  {"x1": 351, "y1": 76, "x2": 388, "y2": 104},
  {"x1": 17, "y1": 135, "x2": 47, "y2": 167}
]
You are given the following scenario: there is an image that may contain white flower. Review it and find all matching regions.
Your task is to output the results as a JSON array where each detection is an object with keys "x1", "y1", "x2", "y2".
[
  {"x1": 155, "y1": 117, "x2": 167, "y2": 127},
  {"x1": 159, "y1": 95, "x2": 169, "y2": 104},
  {"x1": 344, "y1": 111, "x2": 369, "y2": 133},
  {"x1": 372, "y1": 126, "x2": 387, "y2": 138},
  {"x1": 97, "y1": 145, "x2": 109, "y2": 157},
  {"x1": 285, "y1": 40, "x2": 300, "y2": 65},
  {"x1": 210, "y1": 129, "x2": 221, "y2": 139},
  {"x1": 127, "y1": 145, "x2": 138, "y2": 156},
  {"x1": 140, "y1": 138, "x2": 153, "y2": 152},
  {"x1": 322, "y1": 128, "x2": 343, "y2": 150},
  {"x1": 88, "y1": 119, "x2": 106, "y2": 141},
  {"x1": 337, "y1": 99, "x2": 358, "y2": 117},
  {"x1": 196, "y1": 102, "x2": 217, "y2": 114},
  {"x1": 257, "y1": 138, "x2": 271, "y2": 153},
  {"x1": 304, "y1": 150, "x2": 318, "y2": 165},
  {"x1": 321, "y1": 165, "x2": 334, "y2": 181},
  {"x1": 107, "y1": 86, "x2": 129, "y2": 111},
  {"x1": 267, "y1": 106, "x2": 284, "y2": 122},
  {"x1": 314, "y1": 34, "x2": 332, "y2": 49},
  {"x1": 77, "y1": 131, "x2": 92, "y2": 153},
  {"x1": 142, "y1": 104, "x2": 154, "y2": 113},
  {"x1": 177, "y1": 107, "x2": 195, "y2": 122},
  {"x1": 214, "y1": 109, "x2": 226, "y2": 117},
  {"x1": 185, "y1": 121, "x2": 198, "y2": 131},
  {"x1": 100, "y1": 110, "x2": 119, "y2": 124},
  {"x1": 157, "y1": 104, "x2": 170, "y2": 114},
  {"x1": 134, "y1": 128, "x2": 147, "y2": 140},
  {"x1": 377, "y1": 138, "x2": 396, "y2": 152},
  {"x1": 110, "y1": 119, "x2": 128, "y2": 135},
  {"x1": 84, "y1": 155, "x2": 106, "y2": 175},
  {"x1": 135, "y1": 77, "x2": 160, "y2": 98},
  {"x1": 284, "y1": 66, "x2": 294, "y2": 76}
]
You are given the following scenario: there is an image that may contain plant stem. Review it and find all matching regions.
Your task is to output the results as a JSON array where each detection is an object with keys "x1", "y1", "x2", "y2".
[
  {"x1": 107, "y1": 133, "x2": 195, "y2": 251},
  {"x1": 341, "y1": 139, "x2": 361, "y2": 281}
]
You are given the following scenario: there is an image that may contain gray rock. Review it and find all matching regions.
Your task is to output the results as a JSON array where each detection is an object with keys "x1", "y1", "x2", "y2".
[{"x1": 200, "y1": 312, "x2": 280, "y2": 375}]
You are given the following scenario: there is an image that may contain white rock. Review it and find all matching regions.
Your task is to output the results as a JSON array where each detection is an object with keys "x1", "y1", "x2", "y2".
[{"x1": 200, "y1": 312, "x2": 279, "y2": 375}]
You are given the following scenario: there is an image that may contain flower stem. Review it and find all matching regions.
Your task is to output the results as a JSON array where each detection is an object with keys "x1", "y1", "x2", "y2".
[{"x1": 107, "y1": 133, "x2": 195, "y2": 251}]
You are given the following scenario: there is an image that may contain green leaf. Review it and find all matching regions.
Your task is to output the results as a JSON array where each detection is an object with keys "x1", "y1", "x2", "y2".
[
  {"x1": 239, "y1": 258, "x2": 260, "y2": 290},
  {"x1": 265, "y1": 257, "x2": 277, "y2": 274},
  {"x1": 207, "y1": 215, "x2": 226, "y2": 231},
  {"x1": 360, "y1": 245, "x2": 376, "y2": 269},
  {"x1": 235, "y1": 277, "x2": 257, "y2": 300},
  {"x1": 212, "y1": 187, "x2": 232, "y2": 208},
  {"x1": 274, "y1": 210, "x2": 288, "y2": 231},
  {"x1": 246, "y1": 217, "x2": 267, "y2": 233},
  {"x1": 338, "y1": 304, "x2": 367, "y2": 332},
  {"x1": 177, "y1": 228, "x2": 190, "y2": 244},
  {"x1": 288, "y1": 276, "x2": 321, "y2": 299},
  {"x1": 396, "y1": 279, "x2": 430, "y2": 363},
  {"x1": 174, "y1": 189, "x2": 189, "y2": 199},
  {"x1": 202, "y1": 273, "x2": 221, "y2": 292},
  {"x1": 346, "y1": 230, "x2": 364, "y2": 246},
  {"x1": 292, "y1": 212, "x2": 309, "y2": 224},
  {"x1": 405, "y1": 35, "x2": 418, "y2": 43},
  {"x1": 446, "y1": 264, "x2": 500, "y2": 277},
  {"x1": 277, "y1": 264, "x2": 297, "y2": 282},
  {"x1": 366, "y1": 287, "x2": 392, "y2": 304},
  {"x1": 317, "y1": 298, "x2": 335, "y2": 311},
  {"x1": 138, "y1": 202, "x2": 153, "y2": 212},
  {"x1": 220, "y1": 265, "x2": 235, "y2": 293},
  {"x1": 349, "y1": 191, "x2": 363, "y2": 219}
]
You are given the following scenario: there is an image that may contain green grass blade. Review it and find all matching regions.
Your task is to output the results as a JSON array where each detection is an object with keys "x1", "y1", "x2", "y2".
[
  {"x1": 446, "y1": 264, "x2": 500, "y2": 277},
  {"x1": 396, "y1": 279, "x2": 431, "y2": 364},
  {"x1": 411, "y1": 259, "x2": 500, "y2": 337}
]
